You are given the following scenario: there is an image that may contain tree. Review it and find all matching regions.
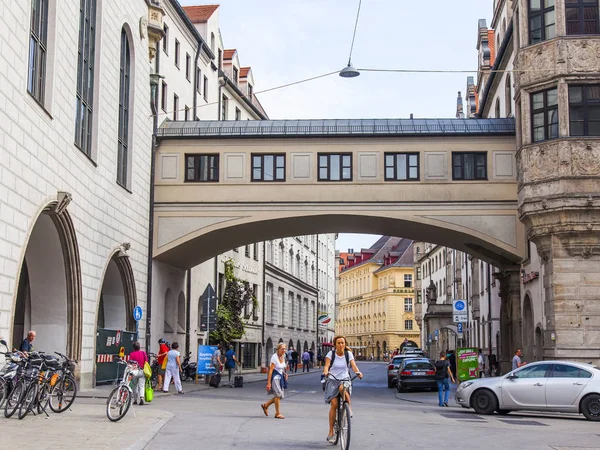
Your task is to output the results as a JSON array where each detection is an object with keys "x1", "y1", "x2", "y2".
[{"x1": 210, "y1": 259, "x2": 257, "y2": 344}]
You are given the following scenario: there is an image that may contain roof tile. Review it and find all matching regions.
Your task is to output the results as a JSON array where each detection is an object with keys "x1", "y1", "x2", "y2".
[
  {"x1": 182, "y1": 5, "x2": 219, "y2": 23},
  {"x1": 240, "y1": 67, "x2": 250, "y2": 78},
  {"x1": 223, "y1": 49, "x2": 236, "y2": 60}
]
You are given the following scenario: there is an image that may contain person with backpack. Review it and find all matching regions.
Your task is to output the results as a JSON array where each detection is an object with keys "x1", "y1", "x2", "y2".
[
  {"x1": 434, "y1": 351, "x2": 456, "y2": 407},
  {"x1": 129, "y1": 341, "x2": 149, "y2": 405},
  {"x1": 322, "y1": 335, "x2": 363, "y2": 443},
  {"x1": 225, "y1": 345, "x2": 240, "y2": 387}
]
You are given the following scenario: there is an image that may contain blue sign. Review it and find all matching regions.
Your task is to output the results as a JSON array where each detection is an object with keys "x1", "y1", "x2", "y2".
[
  {"x1": 435, "y1": 329, "x2": 439, "y2": 337},
  {"x1": 197, "y1": 345, "x2": 218, "y2": 375},
  {"x1": 454, "y1": 300, "x2": 466, "y2": 311},
  {"x1": 457, "y1": 323, "x2": 463, "y2": 333},
  {"x1": 133, "y1": 305, "x2": 143, "y2": 321},
  {"x1": 428, "y1": 334, "x2": 432, "y2": 342}
]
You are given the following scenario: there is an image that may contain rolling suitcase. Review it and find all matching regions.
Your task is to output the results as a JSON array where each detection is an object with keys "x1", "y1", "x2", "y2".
[
  {"x1": 209, "y1": 373, "x2": 221, "y2": 388},
  {"x1": 234, "y1": 367, "x2": 243, "y2": 388}
]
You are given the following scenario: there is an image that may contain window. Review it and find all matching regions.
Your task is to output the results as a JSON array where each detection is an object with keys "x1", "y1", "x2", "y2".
[
  {"x1": 218, "y1": 48, "x2": 222, "y2": 70},
  {"x1": 203, "y1": 76, "x2": 208, "y2": 101},
  {"x1": 74, "y1": 0, "x2": 97, "y2": 157},
  {"x1": 252, "y1": 154, "x2": 285, "y2": 181},
  {"x1": 505, "y1": 76, "x2": 512, "y2": 117},
  {"x1": 185, "y1": 53, "x2": 190, "y2": 80},
  {"x1": 495, "y1": 99, "x2": 501, "y2": 118},
  {"x1": 529, "y1": 0, "x2": 556, "y2": 44},
  {"x1": 416, "y1": 291, "x2": 422, "y2": 304},
  {"x1": 117, "y1": 29, "x2": 131, "y2": 188},
  {"x1": 252, "y1": 283, "x2": 259, "y2": 319},
  {"x1": 513, "y1": 363, "x2": 551, "y2": 378},
  {"x1": 551, "y1": 364, "x2": 593, "y2": 378},
  {"x1": 404, "y1": 274, "x2": 412, "y2": 288},
  {"x1": 245, "y1": 245, "x2": 250, "y2": 258},
  {"x1": 384, "y1": 153, "x2": 419, "y2": 181},
  {"x1": 278, "y1": 288, "x2": 284, "y2": 324},
  {"x1": 532, "y1": 88, "x2": 559, "y2": 142},
  {"x1": 265, "y1": 284, "x2": 273, "y2": 323},
  {"x1": 235, "y1": 107, "x2": 241, "y2": 120},
  {"x1": 173, "y1": 94, "x2": 179, "y2": 120},
  {"x1": 233, "y1": 66, "x2": 238, "y2": 83},
  {"x1": 296, "y1": 255, "x2": 301, "y2": 279},
  {"x1": 404, "y1": 298, "x2": 413, "y2": 312},
  {"x1": 404, "y1": 320, "x2": 413, "y2": 330},
  {"x1": 253, "y1": 242, "x2": 259, "y2": 261},
  {"x1": 566, "y1": 0, "x2": 599, "y2": 35},
  {"x1": 28, "y1": 0, "x2": 48, "y2": 104},
  {"x1": 318, "y1": 153, "x2": 352, "y2": 181},
  {"x1": 452, "y1": 152, "x2": 487, "y2": 180},
  {"x1": 161, "y1": 81, "x2": 167, "y2": 112},
  {"x1": 162, "y1": 24, "x2": 168, "y2": 53},
  {"x1": 184, "y1": 106, "x2": 189, "y2": 121},
  {"x1": 185, "y1": 154, "x2": 219, "y2": 182},
  {"x1": 221, "y1": 94, "x2": 228, "y2": 120},
  {"x1": 210, "y1": 32, "x2": 215, "y2": 52},
  {"x1": 416, "y1": 267, "x2": 421, "y2": 280},
  {"x1": 248, "y1": 84, "x2": 253, "y2": 101},
  {"x1": 174, "y1": 39, "x2": 180, "y2": 67},
  {"x1": 196, "y1": 68, "x2": 201, "y2": 94},
  {"x1": 569, "y1": 85, "x2": 600, "y2": 136}
]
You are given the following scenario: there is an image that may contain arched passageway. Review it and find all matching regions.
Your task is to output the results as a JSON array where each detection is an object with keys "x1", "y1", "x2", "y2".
[
  {"x1": 12, "y1": 204, "x2": 82, "y2": 360},
  {"x1": 522, "y1": 295, "x2": 534, "y2": 362}
]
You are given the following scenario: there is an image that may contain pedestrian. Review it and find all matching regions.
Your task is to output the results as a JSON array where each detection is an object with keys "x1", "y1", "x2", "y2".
[
  {"x1": 129, "y1": 341, "x2": 149, "y2": 405},
  {"x1": 162, "y1": 341, "x2": 184, "y2": 394},
  {"x1": 156, "y1": 338, "x2": 169, "y2": 391},
  {"x1": 434, "y1": 351, "x2": 455, "y2": 407},
  {"x1": 286, "y1": 347, "x2": 293, "y2": 366},
  {"x1": 225, "y1": 345, "x2": 240, "y2": 387},
  {"x1": 261, "y1": 342, "x2": 288, "y2": 419},
  {"x1": 478, "y1": 349, "x2": 485, "y2": 378},
  {"x1": 512, "y1": 348, "x2": 527, "y2": 371},
  {"x1": 309, "y1": 349, "x2": 314, "y2": 368},
  {"x1": 291, "y1": 348, "x2": 299, "y2": 373},
  {"x1": 20, "y1": 330, "x2": 36, "y2": 354},
  {"x1": 447, "y1": 349, "x2": 457, "y2": 379},
  {"x1": 212, "y1": 343, "x2": 223, "y2": 375},
  {"x1": 317, "y1": 349, "x2": 323, "y2": 368},
  {"x1": 322, "y1": 335, "x2": 363, "y2": 443},
  {"x1": 302, "y1": 349, "x2": 310, "y2": 372}
]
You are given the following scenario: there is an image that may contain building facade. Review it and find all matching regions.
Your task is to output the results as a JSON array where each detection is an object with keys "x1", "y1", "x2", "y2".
[{"x1": 337, "y1": 237, "x2": 419, "y2": 361}]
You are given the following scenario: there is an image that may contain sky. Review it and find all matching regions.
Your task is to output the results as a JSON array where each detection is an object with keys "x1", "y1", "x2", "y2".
[{"x1": 178, "y1": 0, "x2": 494, "y2": 250}]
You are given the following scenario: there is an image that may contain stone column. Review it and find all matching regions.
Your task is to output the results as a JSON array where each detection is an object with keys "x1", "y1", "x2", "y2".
[{"x1": 495, "y1": 268, "x2": 521, "y2": 373}]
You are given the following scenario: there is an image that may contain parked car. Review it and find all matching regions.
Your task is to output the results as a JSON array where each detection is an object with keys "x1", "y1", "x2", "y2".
[
  {"x1": 455, "y1": 361, "x2": 600, "y2": 421},
  {"x1": 401, "y1": 347, "x2": 424, "y2": 355},
  {"x1": 388, "y1": 354, "x2": 424, "y2": 388},
  {"x1": 396, "y1": 358, "x2": 438, "y2": 392}
]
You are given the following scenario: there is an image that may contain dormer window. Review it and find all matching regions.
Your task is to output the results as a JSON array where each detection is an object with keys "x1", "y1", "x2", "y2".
[{"x1": 233, "y1": 66, "x2": 238, "y2": 83}]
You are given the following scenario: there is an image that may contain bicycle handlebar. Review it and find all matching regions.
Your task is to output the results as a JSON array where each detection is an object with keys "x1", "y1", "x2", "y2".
[{"x1": 326, "y1": 373, "x2": 359, "y2": 382}]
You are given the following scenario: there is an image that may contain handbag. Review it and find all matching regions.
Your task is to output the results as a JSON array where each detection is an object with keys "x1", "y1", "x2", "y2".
[
  {"x1": 144, "y1": 379, "x2": 154, "y2": 403},
  {"x1": 143, "y1": 361, "x2": 152, "y2": 379},
  {"x1": 161, "y1": 356, "x2": 168, "y2": 370}
]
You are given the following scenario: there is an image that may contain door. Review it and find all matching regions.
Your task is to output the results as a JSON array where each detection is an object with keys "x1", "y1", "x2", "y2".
[
  {"x1": 545, "y1": 364, "x2": 592, "y2": 409},
  {"x1": 501, "y1": 363, "x2": 551, "y2": 409}
]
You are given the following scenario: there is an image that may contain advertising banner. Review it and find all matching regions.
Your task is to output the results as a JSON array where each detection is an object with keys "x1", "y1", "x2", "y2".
[
  {"x1": 457, "y1": 347, "x2": 478, "y2": 382},
  {"x1": 197, "y1": 345, "x2": 218, "y2": 375}
]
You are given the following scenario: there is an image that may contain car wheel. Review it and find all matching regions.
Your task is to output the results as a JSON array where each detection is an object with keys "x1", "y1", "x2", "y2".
[
  {"x1": 397, "y1": 384, "x2": 404, "y2": 393},
  {"x1": 581, "y1": 394, "x2": 600, "y2": 421},
  {"x1": 471, "y1": 389, "x2": 498, "y2": 415},
  {"x1": 496, "y1": 409, "x2": 511, "y2": 415}
]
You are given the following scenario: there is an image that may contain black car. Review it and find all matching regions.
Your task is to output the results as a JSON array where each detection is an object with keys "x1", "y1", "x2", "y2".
[{"x1": 396, "y1": 358, "x2": 438, "y2": 392}]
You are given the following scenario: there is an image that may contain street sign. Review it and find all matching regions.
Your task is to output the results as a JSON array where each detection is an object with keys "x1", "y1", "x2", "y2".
[
  {"x1": 457, "y1": 323, "x2": 463, "y2": 333},
  {"x1": 434, "y1": 329, "x2": 439, "y2": 341},
  {"x1": 453, "y1": 299, "x2": 468, "y2": 323},
  {"x1": 133, "y1": 305, "x2": 143, "y2": 321}
]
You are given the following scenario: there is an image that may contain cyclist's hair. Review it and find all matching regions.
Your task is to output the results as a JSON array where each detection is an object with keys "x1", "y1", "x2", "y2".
[
  {"x1": 133, "y1": 342, "x2": 141, "y2": 351},
  {"x1": 171, "y1": 342, "x2": 179, "y2": 350},
  {"x1": 333, "y1": 335, "x2": 351, "y2": 353}
]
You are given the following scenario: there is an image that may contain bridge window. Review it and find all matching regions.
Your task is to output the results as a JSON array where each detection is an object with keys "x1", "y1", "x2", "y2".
[
  {"x1": 252, "y1": 154, "x2": 285, "y2": 181},
  {"x1": 185, "y1": 154, "x2": 219, "y2": 182},
  {"x1": 529, "y1": 0, "x2": 555, "y2": 44},
  {"x1": 318, "y1": 153, "x2": 352, "y2": 181},
  {"x1": 531, "y1": 88, "x2": 558, "y2": 142},
  {"x1": 566, "y1": 0, "x2": 599, "y2": 35},
  {"x1": 452, "y1": 152, "x2": 487, "y2": 180},
  {"x1": 384, "y1": 153, "x2": 419, "y2": 181},
  {"x1": 569, "y1": 85, "x2": 600, "y2": 136}
]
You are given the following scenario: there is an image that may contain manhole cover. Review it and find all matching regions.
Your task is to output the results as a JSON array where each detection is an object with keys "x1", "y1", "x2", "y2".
[
  {"x1": 440, "y1": 413, "x2": 483, "y2": 420},
  {"x1": 499, "y1": 419, "x2": 548, "y2": 426}
]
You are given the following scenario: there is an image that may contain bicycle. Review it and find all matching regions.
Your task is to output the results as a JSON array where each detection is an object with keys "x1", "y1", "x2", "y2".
[
  {"x1": 106, "y1": 358, "x2": 138, "y2": 422},
  {"x1": 327, "y1": 374, "x2": 359, "y2": 450},
  {"x1": 48, "y1": 351, "x2": 78, "y2": 413}
]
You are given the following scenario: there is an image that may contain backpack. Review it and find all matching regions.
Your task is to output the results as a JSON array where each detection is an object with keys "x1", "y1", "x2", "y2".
[
  {"x1": 330, "y1": 350, "x2": 350, "y2": 368},
  {"x1": 434, "y1": 360, "x2": 447, "y2": 380}
]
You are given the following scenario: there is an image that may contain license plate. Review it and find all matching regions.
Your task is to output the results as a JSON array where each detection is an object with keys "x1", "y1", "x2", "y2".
[{"x1": 413, "y1": 372, "x2": 425, "y2": 376}]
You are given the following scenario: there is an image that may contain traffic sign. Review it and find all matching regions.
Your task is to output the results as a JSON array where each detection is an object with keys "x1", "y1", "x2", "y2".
[
  {"x1": 457, "y1": 323, "x2": 463, "y2": 333},
  {"x1": 133, "y1": 305, "x2": 143, "y2": 321},
  {"x1": 453, "y1": 299, "x2": 467, "y2": 323},
  {"x1": 434, "y1": 329, "x2": 439, "y2": 341}
]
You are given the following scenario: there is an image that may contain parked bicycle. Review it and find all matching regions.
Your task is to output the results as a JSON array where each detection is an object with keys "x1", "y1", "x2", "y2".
[
  {"x1": 0, "y1": 339, "x2": 23, "y2": 410},
  {"x1": 327, "y1": 374, "x2": 358, "y2": 450},
  {"x1": 4, "y1": 351, "x2": 44, "y2": 419},
  {"x1": 148, "y1": 352, "x2": 159, "y2": 389},
  {"x1": 47, "y1": 351, "x2": 77, "y2": 413},
  {"x1": 106, "y1": 357, "x2": 138, "y2": 422}
]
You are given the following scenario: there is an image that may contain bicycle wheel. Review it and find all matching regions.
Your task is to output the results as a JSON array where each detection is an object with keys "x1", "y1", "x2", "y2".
[
  {"x1": 18, "y1": 382, "x2": 38, "y2": 420},
  {"x1": 0, "y1": 378, "x2": 8, "y2": 410},
  {"x1": 338, "y1": 403, "x2": 351, "y2": 450},
  {"x1": 49, "y1": 375, "x2": 77, "y2": 413},
  {"x1": 4, "y1": 380, "x2": 25, "y2": 418},
  {"x1": 106, "y1": 385, "x2": 132, "y2": 422},
  {"x1": 37, "y1": 382, "x2": 51, "y2": 415}
]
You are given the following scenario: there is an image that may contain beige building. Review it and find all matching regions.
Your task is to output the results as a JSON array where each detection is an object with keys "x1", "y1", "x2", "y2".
[{"x1": 336, "y1": 237, "x2": 420, "y2": 363}]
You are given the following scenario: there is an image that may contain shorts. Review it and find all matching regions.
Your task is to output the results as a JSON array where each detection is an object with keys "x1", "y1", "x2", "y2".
[
  {"x1": 324, "y1": 378, "x2": 351, "y2": 403},
  {"x1": 157, "y1": 366, "x2": 166, "y2": 376}
]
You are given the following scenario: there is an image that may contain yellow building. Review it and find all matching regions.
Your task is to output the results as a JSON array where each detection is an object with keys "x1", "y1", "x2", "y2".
[{"x1": 336, "y1": 237, "x2": 420, "y2": 360}]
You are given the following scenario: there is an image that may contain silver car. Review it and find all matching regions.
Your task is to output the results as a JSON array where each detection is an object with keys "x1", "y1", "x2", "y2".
[{"x1": 455, "y1": 361, "x2": 600, "y2": 421}]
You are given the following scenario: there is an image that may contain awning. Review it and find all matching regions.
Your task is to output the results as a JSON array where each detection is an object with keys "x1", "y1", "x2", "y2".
[{"x1": 321, "y1": 342, "x2": 333, "y2": 347}]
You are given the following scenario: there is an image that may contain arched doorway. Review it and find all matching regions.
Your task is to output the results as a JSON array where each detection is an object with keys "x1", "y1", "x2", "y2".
[
  {"x1": 499, "y1": 298, "x2": 511, "y2": 369},
  {"x1": 12, "y1": 201, "x2": 82, "y2": 360},
  {"x1": 522, "y1": 295, "x2": 534, "y2": 362},
  {"x1": 265, "y1": 338, "x2": 273, "y2": 365},
  {"x1": 304, "y1": 340, "x2": 308, "y2": 352},
  {"x1": 534, "y1": 325, "x2": 543, "y2": 361},
  {"x1": 288, "y1": 339, "x2": 293, "y2": 351}
]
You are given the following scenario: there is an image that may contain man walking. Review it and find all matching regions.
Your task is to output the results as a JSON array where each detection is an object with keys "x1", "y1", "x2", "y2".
[
  {"x1": 212, "y1": 344, "x2": 223, "y2": 375},
  {"x1": 225, "y1": 345, "x2": 239, "y2": 387},
  {"x1": 302, "y1": 349, "x2": 310, "y2": 372},
  {"x1": 291, "y1": 348, "x2": 299, "y2": 373},
  {"x1": 434, "y1": 352, "x2": 455, "y2": 407},
  {"x1": 512, "y1": 348, "x2": 526, "y2": 371}
]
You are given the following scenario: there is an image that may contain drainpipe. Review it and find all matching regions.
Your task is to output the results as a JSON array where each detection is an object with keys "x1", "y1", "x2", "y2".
[
  {"x1": 487, "y1": 263, "x2": 492, "y2": 357},
  {"x1": 192, "y1": 46, "x2": 200, "y2": 119},
  {"x1": 316, "y1": 235, "x2": 319, "y2": 352},
  {"x1": 261, "y1": 242, "x2": 266, "y2": 367},
  {"x1": 145, "y1": 51, "x2": 162, "y2": 355},
  {"x1": 185, "y1": 269, "x2": 191, "y2": 355}
]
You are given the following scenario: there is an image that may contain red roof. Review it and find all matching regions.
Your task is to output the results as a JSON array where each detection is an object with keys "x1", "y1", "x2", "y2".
[
  {"x1": 223, "y1": 49, "x2": 236, "y2": 60},
  {"x1": 240, "y1": 67, "x2": 250, "y2": 78},
  {"x1": 182, "y1": 5, "x2": 219, "y2": 23}
]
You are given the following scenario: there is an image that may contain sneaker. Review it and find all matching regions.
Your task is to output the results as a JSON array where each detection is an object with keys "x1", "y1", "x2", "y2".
[
  {"x1": 326, "y1": 435, "x2": 335, "y2": 443},
  {"x1": 133, "y1": 401, "x2": 138, "y2": 405},
  {"x1": 178, "y1": 391, "x2": 184, "y2": 394},
  {"x1": 139, "y1": 400, "x2": 144, "y2": 406},
  {"x1": 444, "y1": 402, "x2": 449, "y2": 407}
]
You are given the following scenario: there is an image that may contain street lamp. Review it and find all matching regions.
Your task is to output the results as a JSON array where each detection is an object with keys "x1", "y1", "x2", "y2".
[{"x1": 339, "y1": 64, "x2": 360, "y2": 78}]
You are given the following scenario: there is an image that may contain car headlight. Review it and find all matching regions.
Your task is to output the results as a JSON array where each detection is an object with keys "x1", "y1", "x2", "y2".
[{"x1": 458, "y1": 381, "x2": 473, "y2": 390}]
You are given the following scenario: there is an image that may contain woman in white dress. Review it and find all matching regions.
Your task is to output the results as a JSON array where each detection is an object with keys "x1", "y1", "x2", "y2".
[
  {"x1": 322, "y1": 335, "x2": 363, "y2": 442},
  {"x1": 261, "y1": 343, "x2": 288, "y2": 419}
]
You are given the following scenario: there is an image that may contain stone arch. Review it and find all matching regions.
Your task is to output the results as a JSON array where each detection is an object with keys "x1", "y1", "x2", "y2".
[
  {"x1": 303, "y1": 340, "x2": 308, "y2": 352},
  {"x1": 11, "y1": 195, "x2": 82, "y2": 360},
  {"x1": 164, "y1": 288, "x2": 176, "y2": 335},
  {"x1": 297, "y1": 340, "x2": 301, "y2": 354},
  {"x1": 177, "y1": 291, "x2": 185, "y2": 333},
  {"x1": 288, "y1": 339, "x2": 293, "y2": 350},
  {"x1": 265, "y1": 338, "x2": 273, "y2": 362},
  {"x1": 522, "y1": 294, "x2": 534, "y2": 361},
  {"x1": 534, "y1": 322, "x2": 544, "y2": 361}
]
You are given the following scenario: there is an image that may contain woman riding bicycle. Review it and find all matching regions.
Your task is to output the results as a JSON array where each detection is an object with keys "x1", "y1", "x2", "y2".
[{"x1": 322, "y1": 335, "x2": 363, "y2": 443}]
